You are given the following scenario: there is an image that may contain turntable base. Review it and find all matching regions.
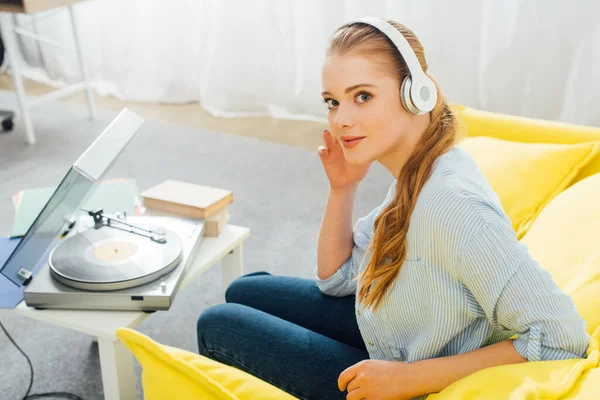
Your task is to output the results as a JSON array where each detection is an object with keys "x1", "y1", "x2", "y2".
[{"x1": 23, "y1": 216, "x2": 205, "y2": 311}]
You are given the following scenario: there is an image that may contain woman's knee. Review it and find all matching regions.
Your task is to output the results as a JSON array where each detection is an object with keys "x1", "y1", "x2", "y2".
[
  {"x1": 225, "y1": 271, "x2": 271, "y2": 304},
  {"x1": 197, "y1": 303, "x2": 240, "y2": 356}
]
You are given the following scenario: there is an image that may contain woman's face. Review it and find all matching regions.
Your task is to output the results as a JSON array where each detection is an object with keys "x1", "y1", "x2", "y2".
[{"x1": 321, "y1": 52, "x2": 427, "y2": 169}]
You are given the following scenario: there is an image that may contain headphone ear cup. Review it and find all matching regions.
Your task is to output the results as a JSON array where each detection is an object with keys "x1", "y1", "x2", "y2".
[
  {"x1": 400, "y1": 76, "x2": 419, "y2": 115},
  {"x1": 412, "y1": 78, "x2": 437, "y2": 113}
]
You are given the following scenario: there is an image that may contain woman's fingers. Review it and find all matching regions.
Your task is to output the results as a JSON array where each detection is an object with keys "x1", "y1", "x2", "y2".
[
  {"x1": 322, "y1": 129, "x2": 337, "y2": 148},
  {"x1": 317, "y1": 145, "x2": 328, "y2": 156}
]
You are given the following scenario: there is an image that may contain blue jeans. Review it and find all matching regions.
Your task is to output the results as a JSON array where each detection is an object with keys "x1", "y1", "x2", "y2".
[{"x1": 196, "y1": 271, "x2": 369, "y2": 400}]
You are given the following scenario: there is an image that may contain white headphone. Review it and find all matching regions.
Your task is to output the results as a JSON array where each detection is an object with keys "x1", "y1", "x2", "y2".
[{"x1": 345, "y1": 17, "x2": 437, "y2": 115}]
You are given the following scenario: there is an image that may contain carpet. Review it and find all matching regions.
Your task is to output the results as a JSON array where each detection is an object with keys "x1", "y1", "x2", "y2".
[{"x1": 0, "y1": 91, "x2": 392, "y2": 399}]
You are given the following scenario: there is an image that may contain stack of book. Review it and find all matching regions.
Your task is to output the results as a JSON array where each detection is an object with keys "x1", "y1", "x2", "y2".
[{"x1": 140, "y1": 180, "x2": 233, "y2": 237}]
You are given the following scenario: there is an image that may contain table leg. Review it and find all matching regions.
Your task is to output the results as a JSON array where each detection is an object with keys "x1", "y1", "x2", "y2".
[
  {"x1": 0, "y1": 13, "x2": 36, "y2": 144},
  {"x1": 222, "y1": 243, "x2": 244, "y2": 288},
  {"x1": 97, "y1": 337, "x2": 138, "y2": 400}
]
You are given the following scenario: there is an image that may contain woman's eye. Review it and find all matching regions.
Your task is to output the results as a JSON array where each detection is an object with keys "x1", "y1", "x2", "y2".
[
  {"x1": 322, "y1": 93, "x2": 370, "y2": 110},
  {"x1": 323, "y1": 98, "x2": 338, "y2": 109},
  {"x1": 356, "y1": 92, "x2": 371, "y2": 103}
]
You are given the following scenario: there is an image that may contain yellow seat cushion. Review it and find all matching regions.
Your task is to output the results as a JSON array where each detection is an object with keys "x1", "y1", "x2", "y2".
[
  {"x1": 453, "y1": 104, "x2": 600, "y2": 184},
  {"x1": 458, "y1": 136, "x2": 600, "y2": 238},
  {"x1": 116, "y1": 328, "x2": 298, "y2": 400},
  {"x1": 428, "y1": 327, "x2": 600, "y2": 399},
  {"x1": 429, "y1": 172, "x2": 600, "y2": 399}
]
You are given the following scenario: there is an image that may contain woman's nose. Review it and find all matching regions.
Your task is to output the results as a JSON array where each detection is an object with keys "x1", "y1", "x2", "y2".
[{"x1": 332, "y1": 105, "x2": 354, "y2": 129}]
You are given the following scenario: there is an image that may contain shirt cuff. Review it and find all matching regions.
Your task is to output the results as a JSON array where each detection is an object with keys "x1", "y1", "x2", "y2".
[
  {"x1": 512, "y1": 325, "x2": 543, "y2": 361},
  {"x1": 512, "y1": 325, "x2": 587, "y2": 361},
  {"x1": 314, "y1": 264, "x2": 346, "y2": 290}
]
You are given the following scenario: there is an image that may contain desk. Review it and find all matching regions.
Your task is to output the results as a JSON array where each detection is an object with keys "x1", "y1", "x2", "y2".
[
  {"x1": 13, "y1": 224, "x2": 251, "y2": 400},
  {"x1": 0, "y1": 0, "x2": 95, "y2": 144}
]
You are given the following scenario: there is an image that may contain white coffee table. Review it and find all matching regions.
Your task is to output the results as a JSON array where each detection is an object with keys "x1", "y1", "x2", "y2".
[{"x1": 12, "y1": 224, "x2": 250, "y2": 400}]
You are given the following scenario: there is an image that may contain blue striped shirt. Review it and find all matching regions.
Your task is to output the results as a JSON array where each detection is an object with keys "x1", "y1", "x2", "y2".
[{"x1": 314, "y1": 145, "x2": 590, "y2": 367}]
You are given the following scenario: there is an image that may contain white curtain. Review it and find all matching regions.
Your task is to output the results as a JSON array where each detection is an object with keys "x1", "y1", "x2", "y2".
[{"x1": 10, "y1": 0, "x2": 600, "y2": 126}]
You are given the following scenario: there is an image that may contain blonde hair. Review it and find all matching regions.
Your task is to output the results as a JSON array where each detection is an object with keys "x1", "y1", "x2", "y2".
[{"x1": 326, "y1": 20, "x2": 458, "y2": 311}]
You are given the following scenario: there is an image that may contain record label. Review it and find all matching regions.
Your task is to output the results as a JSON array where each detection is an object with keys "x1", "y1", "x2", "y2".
[{"x1": 94, "y1": 241, "x2": 138, "y2": 261}]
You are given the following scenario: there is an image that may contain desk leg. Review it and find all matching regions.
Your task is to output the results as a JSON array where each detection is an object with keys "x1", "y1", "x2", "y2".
[
  {"x1": 68, "y1": 5, "x2": 96, "y2": 120},
  {"x1": 222, "y1": 243, "x2": 244, "y2": 288},
  {"x1": 0, "y1": 14, "x2": 36, "y2": 144},
  {"x1": 98, "y1": 337, "x2": 137, "y2": 400}
]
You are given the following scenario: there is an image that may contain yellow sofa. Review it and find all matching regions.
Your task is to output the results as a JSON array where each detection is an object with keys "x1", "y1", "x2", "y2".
[{"x1": 117, "y1": 105, "x2": 600, "y2": 399}]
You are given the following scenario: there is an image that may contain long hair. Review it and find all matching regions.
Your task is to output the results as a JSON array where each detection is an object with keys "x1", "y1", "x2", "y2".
[{"x1": 326, "y1": 20, "x2": 458, "y2": 311}]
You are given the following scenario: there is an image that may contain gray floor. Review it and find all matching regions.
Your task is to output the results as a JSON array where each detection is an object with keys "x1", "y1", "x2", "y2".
[{"x1": 0, "y1": 92, "x2": 392, "y2": 399}]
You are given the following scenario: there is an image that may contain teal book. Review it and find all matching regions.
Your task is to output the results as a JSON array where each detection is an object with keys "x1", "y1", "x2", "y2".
[{"x1": 10, "y1": 179, "x2": 138, "y2": 237}]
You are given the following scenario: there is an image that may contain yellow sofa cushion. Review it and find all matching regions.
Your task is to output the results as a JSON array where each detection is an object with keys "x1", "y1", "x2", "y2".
[
  {"x1": 429, "y1": 172, "x2": 600, "y2": 399},
  {"x1": 453, "y1": 104, "x2": 600, "y2": 184},
  {"x1": 458, "y1": 136, "x2": 600, "y2": 238},
  {"x1": 116, "y1": 328, "x2": 297, "y2": 400},
  {"x1": 520, "y1": 172, "x2": 600, "y2": 334}
]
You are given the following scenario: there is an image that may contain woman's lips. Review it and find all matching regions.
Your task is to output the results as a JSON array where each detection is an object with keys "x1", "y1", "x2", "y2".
[{"x1": 342, "y1": 137, "x2": 365, "y2": 149}]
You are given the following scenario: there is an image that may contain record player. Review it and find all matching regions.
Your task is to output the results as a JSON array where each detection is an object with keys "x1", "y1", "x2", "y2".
[{"x1": 0, "y1": 109, "x2": 205, "y2": 312}]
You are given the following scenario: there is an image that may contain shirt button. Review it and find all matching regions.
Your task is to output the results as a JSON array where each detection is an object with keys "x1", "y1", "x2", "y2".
[
  {"x1": 357, "y1": 310, "x2": 361, "y2": 315},
  {"x1": 369, "y1": 341, "x2": 374, "y2": 346}
]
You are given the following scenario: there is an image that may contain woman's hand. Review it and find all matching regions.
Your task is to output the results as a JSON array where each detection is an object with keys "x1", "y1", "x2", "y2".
[
  {"x1": 318, "y1": 129, "x2": 371, "y2": 190},
  {"x1": 338, "y1": 359, "x2": 424, "y2": 400}
]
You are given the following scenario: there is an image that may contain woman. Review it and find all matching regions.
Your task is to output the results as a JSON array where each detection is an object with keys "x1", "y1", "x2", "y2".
[{"x1": 197, "y1": 18, "x2": 590, "y2": 400}]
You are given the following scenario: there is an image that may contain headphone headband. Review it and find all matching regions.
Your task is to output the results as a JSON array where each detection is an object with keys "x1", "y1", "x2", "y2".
[
  {"x1": 344, "y1": 16, "x2": 437, "y2": 114},
  {"x1": 351, "y1": 17, "x2": 426, "y2": 82}
]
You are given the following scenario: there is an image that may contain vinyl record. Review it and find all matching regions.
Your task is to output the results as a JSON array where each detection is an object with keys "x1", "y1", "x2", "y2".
[{"x1": 49, "y1": 224, "x2": 183, "y2": 291}]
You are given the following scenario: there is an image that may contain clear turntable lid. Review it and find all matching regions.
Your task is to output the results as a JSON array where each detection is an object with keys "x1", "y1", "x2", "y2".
[{"x1": 0, "y1": 109, "x2": 145, "y2": 287}]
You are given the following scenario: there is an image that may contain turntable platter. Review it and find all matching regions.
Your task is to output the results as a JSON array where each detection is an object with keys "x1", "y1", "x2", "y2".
[{"x1": 49, "y1": 224, "x2": 183, "y2": 291}]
